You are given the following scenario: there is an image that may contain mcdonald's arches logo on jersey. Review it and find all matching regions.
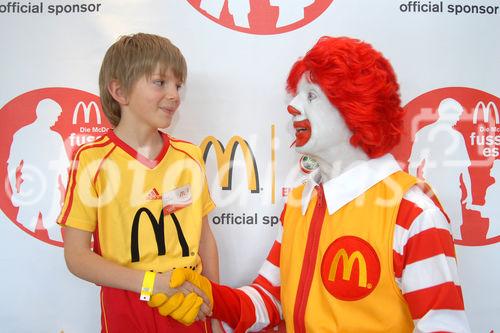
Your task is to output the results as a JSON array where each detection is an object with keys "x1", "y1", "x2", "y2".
[
  {"x1": 200, "y1": 135, "x2": 260, "y2": 193},
  {"x1": 131, "y1": 208, "x2": 190, "y2": 262},
  {"x1": 473, "y1": 101, "x2": 499, "y2": 125},
  {"x1": 321, "y1": 236, "x2": 380, "y2": 301},
  {"x1": 72, "y1": 101, "x2": 102, "y2": 124}
]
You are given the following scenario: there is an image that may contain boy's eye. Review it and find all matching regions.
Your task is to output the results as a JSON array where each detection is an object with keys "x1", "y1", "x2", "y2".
[
  {"x1": 176, "y1": 84, "x2": 183, "y2": 91},
  {"x1": 153, "y1": 80, "x2": 164, "y2": 87},
  {"x1": 307, "y1": 91, "x2": 317, "y2": 102}
]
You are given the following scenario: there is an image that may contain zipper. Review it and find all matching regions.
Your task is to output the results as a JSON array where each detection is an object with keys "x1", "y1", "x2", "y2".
[{"x1": 293, "y1": 185, "x2": 326, "y2": 333}]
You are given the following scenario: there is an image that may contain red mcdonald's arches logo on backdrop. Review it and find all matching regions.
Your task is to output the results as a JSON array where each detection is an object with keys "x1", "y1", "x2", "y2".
[
  {"x1": 186, "y1": 0, "x2": 334, "y2": 35},
  {"x1": 473, "y1": 101, "x2": 499, "y2": 125},
  {"x1": 72, "y1": 100, "x2": 102, "y2": 124},
  {"x1": 321, "y1": 236, "x2": 380, "y2": 301}
]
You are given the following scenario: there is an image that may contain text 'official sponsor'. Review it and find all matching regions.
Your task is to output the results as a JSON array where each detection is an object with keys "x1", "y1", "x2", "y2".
[
  {"x1": 398, "y1": 1, "x2": 499, "y2": 15},
  {"x1": 0, "y1": 2, "x2": 102, "y2": 15}
]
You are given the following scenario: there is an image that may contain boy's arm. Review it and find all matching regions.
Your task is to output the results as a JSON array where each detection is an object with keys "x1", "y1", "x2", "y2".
[
  {"x1": 63, "y1": 225, "x2": 175, "y2": 295},
  {"x1": 198, "y1": 216, "x2": 224, "y2": 331},
  {"x1": 64, "y1": 226, "x2": 212, "y2": 323},
  {"x1": 199, "y1": 216, "x2": 219, "y2": 283}
]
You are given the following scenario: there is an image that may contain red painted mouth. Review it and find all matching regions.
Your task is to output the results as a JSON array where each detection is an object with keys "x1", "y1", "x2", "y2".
[{"x1": 293, "y1": 120, "x2": 311, "y2": 147}]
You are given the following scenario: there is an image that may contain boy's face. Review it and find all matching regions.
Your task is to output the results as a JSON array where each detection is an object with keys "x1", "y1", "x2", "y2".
[
  {"x1": 287, "y1": 75, "x2": 351, "y2": 158},
  {"x1": 125, "y1": 65, "x2": 182, "y2": 130}
]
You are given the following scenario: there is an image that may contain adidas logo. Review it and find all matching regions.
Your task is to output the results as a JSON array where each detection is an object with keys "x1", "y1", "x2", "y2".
[{"x1": 146, "y1": 188, "x2": 162, "y2": 200}]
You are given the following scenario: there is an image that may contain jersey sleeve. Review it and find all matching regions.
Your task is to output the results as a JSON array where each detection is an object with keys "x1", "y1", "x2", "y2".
[
  {"x1": 192, "y1": 145, "x2": 215, "y2": 217},
  {"x1": 200, "y1": 159, "x2": 215, "y2": 217},
  {"x1": 211, "y1": 220, "x2": 284, "y2": 332},
  {"x1": 393, "y1": 185, "x2": 471, "y2": 332},
  {"x1": 57, "y1": 147, "x2": 99, "y2": 232}
]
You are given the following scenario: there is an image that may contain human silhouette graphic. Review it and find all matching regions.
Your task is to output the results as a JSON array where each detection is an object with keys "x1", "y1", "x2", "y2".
[
  {"x1": 408, "y1": 98, "x2": 472, "y2": 240},
  {"x1": 466, "y1": 160, "x2": 500, "y2": 239},
  {"x1": 270, "y1": 0, "x2": 315, "y2": 27},
  {"x1": 200, "y1": 0, "x2": 251, "y2": 28},
  {"x1": 7, "y1": 98, "x2": 69, "y2": 242}
]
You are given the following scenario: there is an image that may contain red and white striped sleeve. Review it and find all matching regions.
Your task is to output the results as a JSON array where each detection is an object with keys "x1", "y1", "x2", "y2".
[
  {"x1": 393, "y1": 186, "x2": 471, "y2": 333},
  {"x1": 211, "y1": 219, "x2": 284, "y2": 333}
]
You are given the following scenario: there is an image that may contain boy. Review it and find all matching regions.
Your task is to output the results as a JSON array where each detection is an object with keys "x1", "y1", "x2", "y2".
[{"x1": 58, "y1": 33, "x2": 218, "y2": 332}]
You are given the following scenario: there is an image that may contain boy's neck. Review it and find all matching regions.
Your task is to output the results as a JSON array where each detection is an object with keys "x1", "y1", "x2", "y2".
[{"x1": 113, "y1": 122, "x2": 165, "y2": 160}]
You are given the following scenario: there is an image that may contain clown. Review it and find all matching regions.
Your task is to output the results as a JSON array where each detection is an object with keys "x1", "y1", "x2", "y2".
[{"x1": 149, "y1": 37, "x2": 470, "y2": 333}]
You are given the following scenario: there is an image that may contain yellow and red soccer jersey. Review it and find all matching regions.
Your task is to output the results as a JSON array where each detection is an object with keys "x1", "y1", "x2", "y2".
[{"x1": 58, "y1": 131, "x2": 215, "y2": 273}]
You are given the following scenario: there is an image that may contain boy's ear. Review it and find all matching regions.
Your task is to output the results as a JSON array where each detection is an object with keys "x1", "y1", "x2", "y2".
[{"x1": 108, "y1": 80, "x2": 128, "y2": 105}]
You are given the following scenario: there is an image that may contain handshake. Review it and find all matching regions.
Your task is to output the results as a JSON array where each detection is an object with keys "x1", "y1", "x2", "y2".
[{"x1": 147, "y1": 268, "x2": 213, "y2": 325}]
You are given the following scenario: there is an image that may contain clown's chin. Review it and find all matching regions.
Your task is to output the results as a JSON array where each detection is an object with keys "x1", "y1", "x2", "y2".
[{"x1": 294, "y1": 141, "x2": 312, "y2": 156}]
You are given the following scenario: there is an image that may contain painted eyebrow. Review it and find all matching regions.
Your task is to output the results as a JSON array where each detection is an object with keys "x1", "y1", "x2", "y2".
[{"x1": 306, "y1": 87, "x2": 318, "y2": 94}]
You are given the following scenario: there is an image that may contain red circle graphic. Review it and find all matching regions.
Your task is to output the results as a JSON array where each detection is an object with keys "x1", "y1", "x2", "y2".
[
  {"x1": 186, "y1": 0, "x2": 334, "y2": 35},
  {"x1": 392, "y1": 87, "x2": 500, "y2": 246},
  {"x1": 321, "y1": 236, "x2": 380, "y2": 301},
  {"x1": 0, "y1": 88, "x2": 110, "y2": 247}
]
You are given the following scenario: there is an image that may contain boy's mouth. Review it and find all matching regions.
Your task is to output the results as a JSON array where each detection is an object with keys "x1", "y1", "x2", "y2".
[{"x1": 160, "y1": 106, "x2": 176, "y2": 115}]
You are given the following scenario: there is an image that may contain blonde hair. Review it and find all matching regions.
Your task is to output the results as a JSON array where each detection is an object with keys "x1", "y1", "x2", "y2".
[{"x1": 98, "y1": 33, "x2": 187, "y2": 126}]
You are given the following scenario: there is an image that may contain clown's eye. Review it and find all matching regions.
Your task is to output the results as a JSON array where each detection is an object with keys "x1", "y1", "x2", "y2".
[{"x1": 307, "y1": 91, "x2": 317, "y2": 102}]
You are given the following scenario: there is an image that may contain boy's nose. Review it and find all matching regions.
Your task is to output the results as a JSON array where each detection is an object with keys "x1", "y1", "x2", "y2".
[
  {"x1": 287, "y1": 105, "x2": 301, "y2": 116},
  {"x1": 170, "y1": 91, "x2": 180, "y2": 100},
  {"x1": 166, "y1": 87, "x2": 180, "y2": 101}
]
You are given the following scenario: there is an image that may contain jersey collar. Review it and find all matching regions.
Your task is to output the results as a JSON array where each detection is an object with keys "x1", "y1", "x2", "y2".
[
  {"x1": 301, "y1": 154, "x2": 402, "y2": 215},
  {"x1": 107, "y1": 130, "x2": 170, "y2": 169}
]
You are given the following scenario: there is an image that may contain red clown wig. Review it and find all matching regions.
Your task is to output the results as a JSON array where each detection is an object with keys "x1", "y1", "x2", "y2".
[{"x1": 287, "y1": 36, "x2": 403, "y2": 158}]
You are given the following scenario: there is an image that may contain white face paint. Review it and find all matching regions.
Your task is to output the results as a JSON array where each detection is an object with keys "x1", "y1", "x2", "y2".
[{"x1": 287, "y1": 75, "x2": 353, "y2": 159}]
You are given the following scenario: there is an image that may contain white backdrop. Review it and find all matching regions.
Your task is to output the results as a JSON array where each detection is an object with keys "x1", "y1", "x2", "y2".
[{"x1": 1, "y1": 1, "x2": 499, "y2": 332}]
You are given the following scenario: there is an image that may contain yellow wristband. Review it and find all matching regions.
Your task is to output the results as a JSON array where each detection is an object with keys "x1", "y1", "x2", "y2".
[{"x1": 140, "y1": 271, "x2": 156, "y2": 301}]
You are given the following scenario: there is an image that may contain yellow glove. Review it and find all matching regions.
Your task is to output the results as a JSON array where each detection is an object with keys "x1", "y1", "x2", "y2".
[
  {"x1": 170, "y1": 268, "x2": 213, "y2": 309},
  {"x1": 147, "y1": 268, "x2": 213, "y2": 325},
  {"x1": 170, "y1": 292, "x2": 204, "y2": 325},
  {"x1": 148, "y1": 293, "x2": 185, "y2": 317},
  {"x1": 148, "y1": 292, "x2": 204, "y2": 325}
]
